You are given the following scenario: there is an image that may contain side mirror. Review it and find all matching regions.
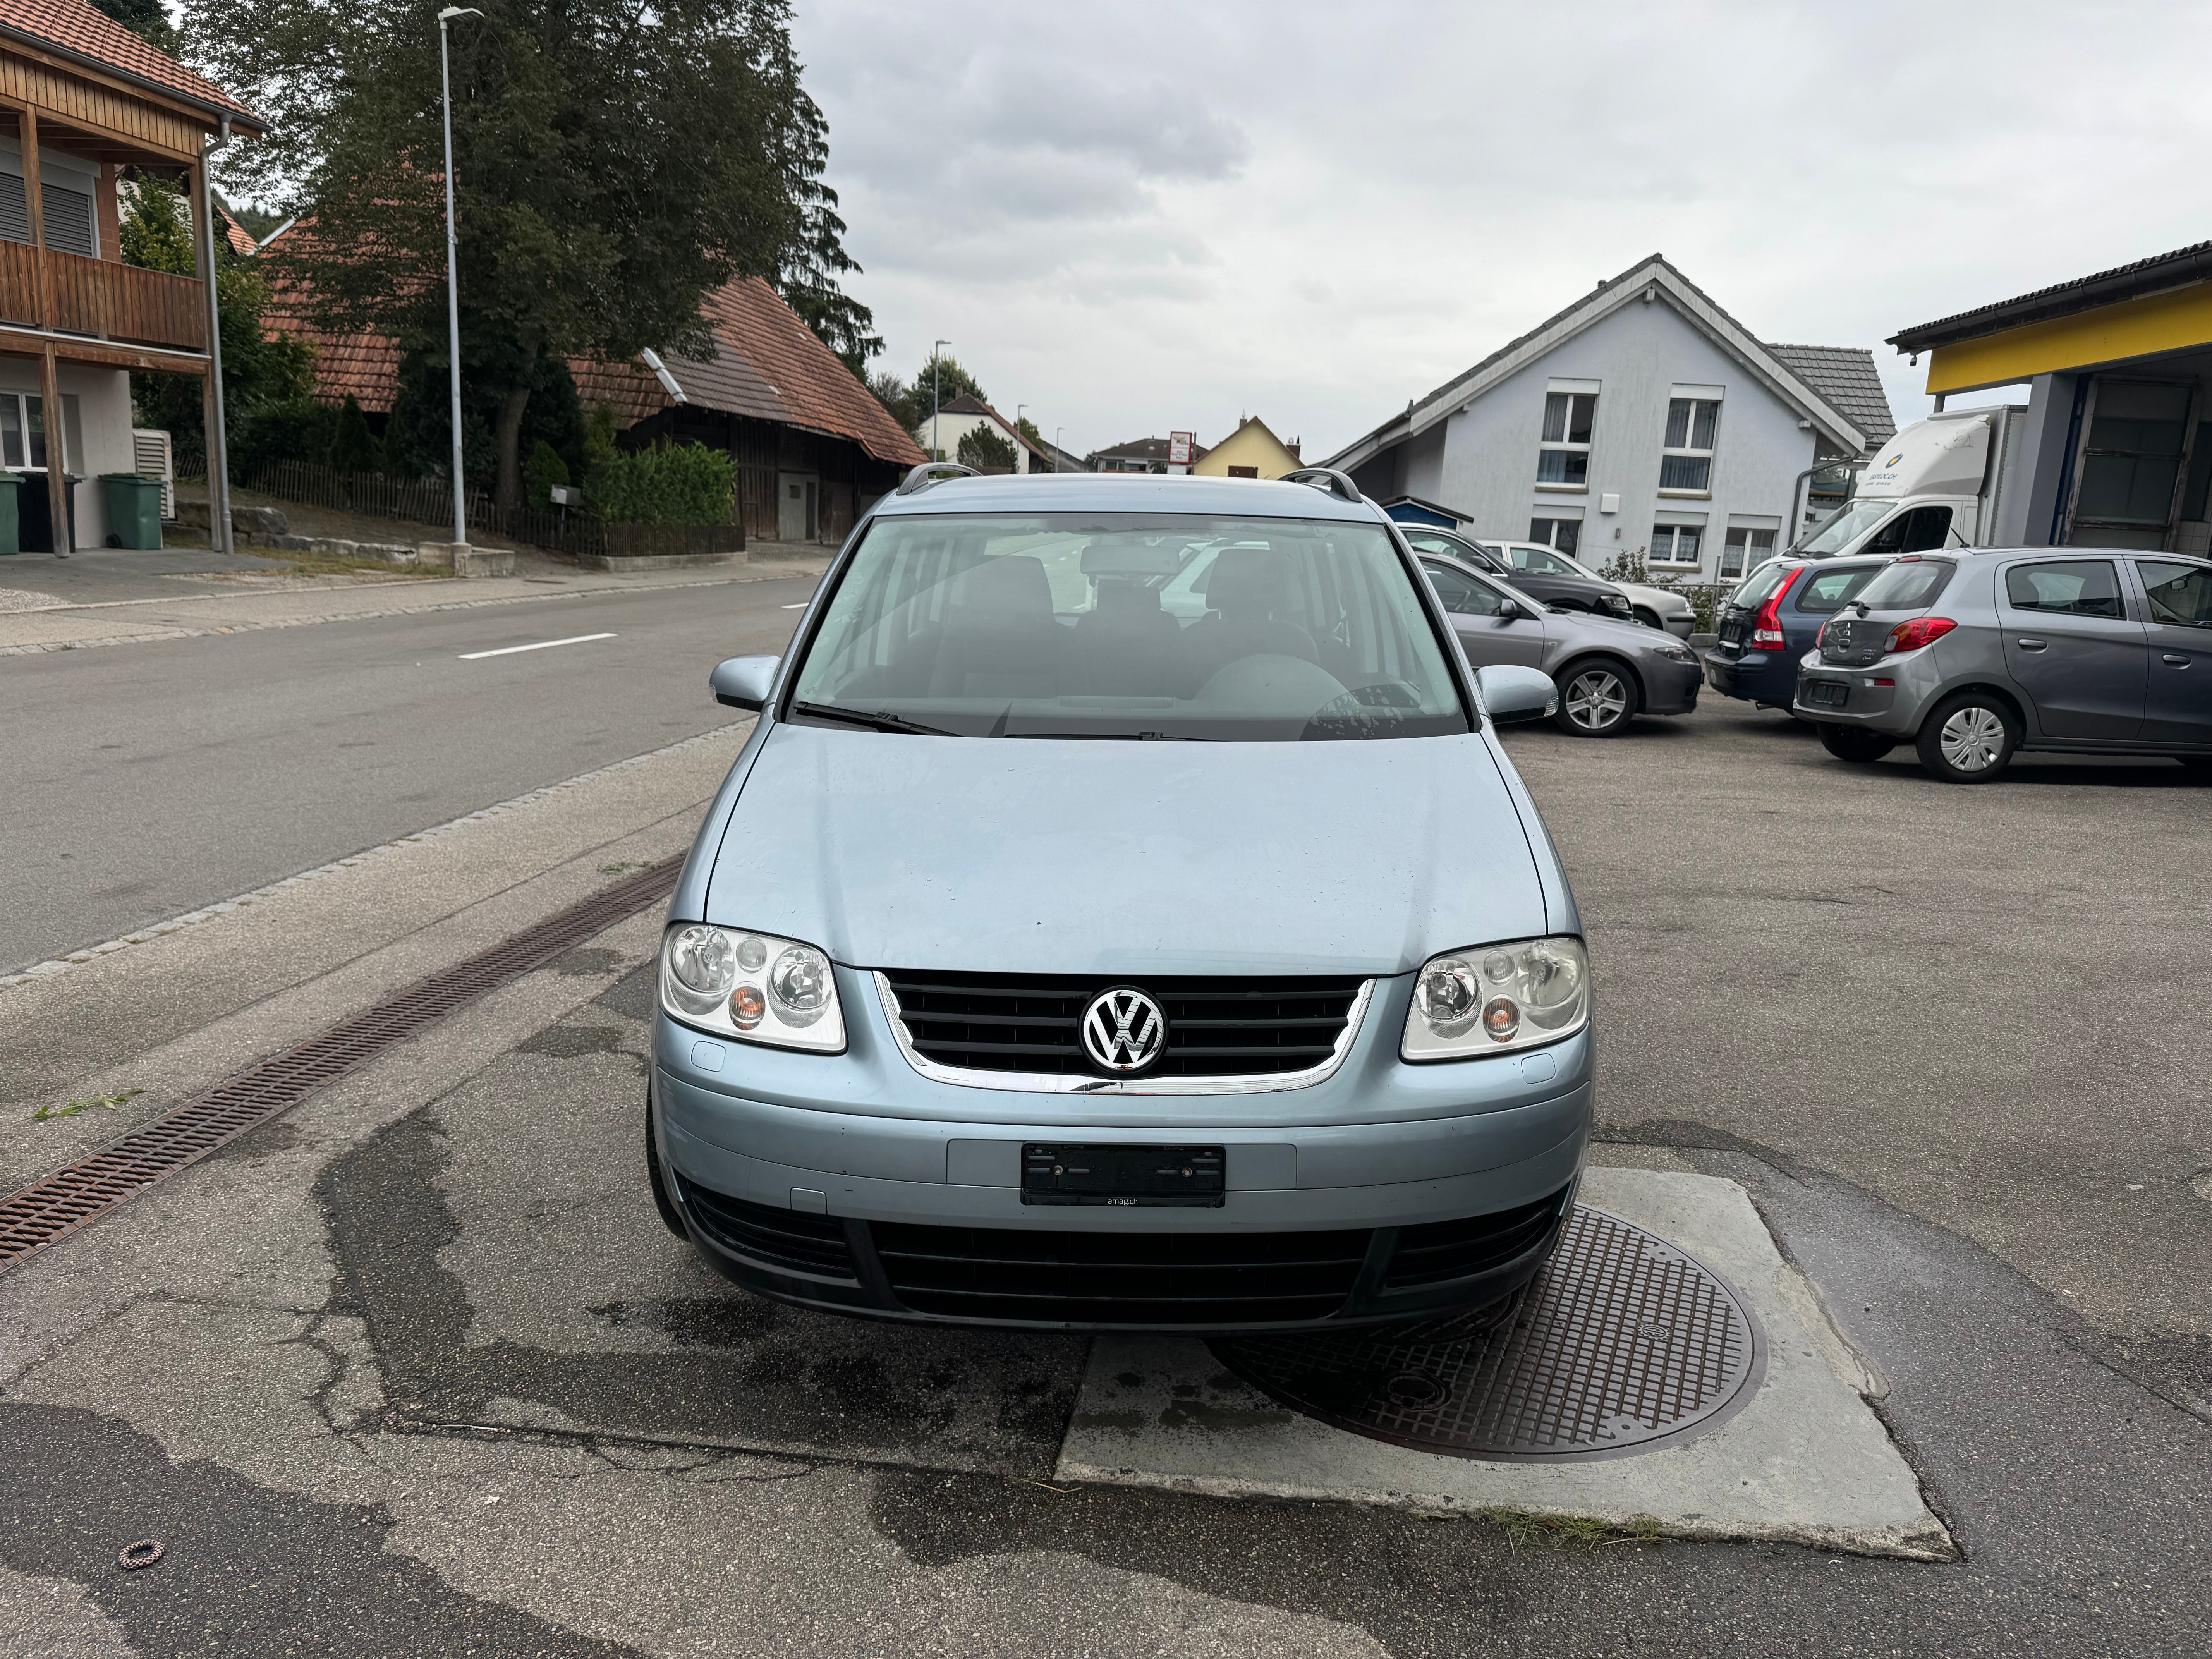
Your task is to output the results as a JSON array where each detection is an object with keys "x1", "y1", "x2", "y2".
[
  {"x1": 1498, "y1": 598, "x2": 1526, "y2": 620},
  {"x1": 1476, "y1": 664, "x2": 1558, "y2": 725},
  {"x1": 709, "y1": 654, "x2": 781, "y2": 711}
]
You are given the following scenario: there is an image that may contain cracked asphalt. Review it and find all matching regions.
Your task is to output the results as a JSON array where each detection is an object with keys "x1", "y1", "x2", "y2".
[{"x1": 1, "y1": 678, "x2": 2207, "y2": 1655}]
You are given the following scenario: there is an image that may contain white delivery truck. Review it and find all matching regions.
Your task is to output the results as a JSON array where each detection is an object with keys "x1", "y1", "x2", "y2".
[{"x1": 1792, "y1": 404, "x2": 2030, "y2": 559}]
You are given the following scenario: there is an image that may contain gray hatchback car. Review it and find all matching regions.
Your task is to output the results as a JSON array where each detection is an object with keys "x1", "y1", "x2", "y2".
[
  {"x1": 648, "y1": 465, "x2": 1594, "y2": 1332},
  {"x1": 1795, "y1": 549, "x2": 2212, "y2": 781},
  {"x1": 1414, "y1": 549, "x2": 1705, "y2": 736}
]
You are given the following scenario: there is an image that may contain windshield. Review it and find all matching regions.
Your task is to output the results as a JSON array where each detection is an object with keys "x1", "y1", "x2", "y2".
[
  {"x1": 1499, "y1": 544, "x2": 1583, "y2": 577},
  {"x1": 1797, "y1": 499, "x2": 1894, "y2": 556},
  {"x1": 788, "y1": 513, "x2": 1470, "y2": 741},
  {"x1": 1852, "y1": 557, "x2": 1955, "y2": 611}
]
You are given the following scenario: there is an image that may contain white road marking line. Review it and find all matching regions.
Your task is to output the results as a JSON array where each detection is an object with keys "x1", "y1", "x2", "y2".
[{"x1": 460, "y1": 632, "x2": 616, "y2": 660}]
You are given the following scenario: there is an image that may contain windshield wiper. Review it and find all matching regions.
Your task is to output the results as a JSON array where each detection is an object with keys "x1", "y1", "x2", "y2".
[
  {"x1": 789, "y1": 701, "x2": 955, "y2": 737},
  {"x1": 1003, "y1": 729, "x2": 1214, "y2": 741}
]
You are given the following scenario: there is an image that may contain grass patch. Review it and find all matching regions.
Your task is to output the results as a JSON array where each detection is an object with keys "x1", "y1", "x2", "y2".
[
  {"x1": 1480, "y1": 1508, "x2": 1663, "y2": 1551},
  {"x1": 31, "y1": 1087, "x2": 143, "y2": 1123}
]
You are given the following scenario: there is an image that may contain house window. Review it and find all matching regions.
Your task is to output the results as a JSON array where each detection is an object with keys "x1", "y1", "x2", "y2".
[
  {"x1": 1650, "y1": 524, "x2": 1702, "y2": 568},
  {"x1": 1719, "y1": 527, "x2": 1774, "y2": 580},
  {"x1": 0, "y1": 393, "x2": 51, "y2": 470},
  {"x1": 1659, "y1": 397, "x2": 1719, "y2": 493},
  {"x1": 1537, "y1": 391, "x2": 1595, "y2": 487},
  {"x1": 1528, "y1": 517, "x2": 1582, "y2": 556},
  {"x1": 1227, "y1": 464, "x2": 1259, "y2": 478}
]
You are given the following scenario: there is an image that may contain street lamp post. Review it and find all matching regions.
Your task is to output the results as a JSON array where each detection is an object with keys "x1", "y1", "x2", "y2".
[
  {"x1": 931, "y1": 339, "x2": 949, "y2": 462},
  {"x1": 1054, "y1": 427, "x2": 1063, "y2": 473},
  {"x1": 438, "y1": 7, "x2": 482, "y2": 548}
]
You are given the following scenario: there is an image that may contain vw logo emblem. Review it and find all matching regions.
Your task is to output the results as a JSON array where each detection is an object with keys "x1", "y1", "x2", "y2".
[{"x1": 1081, "y1": 987, "x2": 1166, "y2": 1074}]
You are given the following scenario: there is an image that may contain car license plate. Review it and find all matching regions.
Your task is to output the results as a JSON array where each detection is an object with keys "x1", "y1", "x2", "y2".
[
  {"x1": 1807, "y1": 680, "x2": 1847, "y2": 708},
  {"x1": 1719, "y1": 620, "x2": 1743, "y2": 646},
  {"x1": 1022, "y1": 1144, "x2": 1225, "y2": 1207}
]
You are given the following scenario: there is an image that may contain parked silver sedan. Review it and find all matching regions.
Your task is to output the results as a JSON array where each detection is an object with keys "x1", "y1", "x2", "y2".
[{"x1": 1415, "y1": 548, "x2": 1704, "y2": 736}]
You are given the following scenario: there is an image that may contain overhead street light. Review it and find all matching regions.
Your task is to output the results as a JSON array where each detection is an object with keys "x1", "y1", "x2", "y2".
[{"x1": 438, "y1": 6, "x2": 483, "y2": 546}]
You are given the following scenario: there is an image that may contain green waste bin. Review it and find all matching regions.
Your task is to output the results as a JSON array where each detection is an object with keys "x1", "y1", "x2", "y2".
[
  {"x1": 99, "y1": 472, "x2": 164, "y2": 550},
  {"x1": 0, "y1": 472, "x2": 18, "y2": 556}
]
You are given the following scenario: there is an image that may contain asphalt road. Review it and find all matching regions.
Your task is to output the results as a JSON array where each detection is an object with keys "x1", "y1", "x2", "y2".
[{"x1": 0, "y1": 574, "x2": 817, "y2": 972}]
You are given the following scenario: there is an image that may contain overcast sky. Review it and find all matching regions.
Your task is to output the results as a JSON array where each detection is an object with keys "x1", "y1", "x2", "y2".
[{"x1": 793, "y1": 0, "x2": 2212, "y2": 461}]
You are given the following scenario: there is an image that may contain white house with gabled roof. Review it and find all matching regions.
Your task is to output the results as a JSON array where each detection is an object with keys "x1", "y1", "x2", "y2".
[{"x1": 1325, "y1": 255, "x2": 1896, "y2": 582}]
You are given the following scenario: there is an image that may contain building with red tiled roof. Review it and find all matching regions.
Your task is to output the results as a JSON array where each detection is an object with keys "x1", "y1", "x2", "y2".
[
  {"x1": 263, "y1": 218, "x2": 924, "y2": 543},
  {"x1": 0, "y1": 0, "x2": 260, "y2": 549}
]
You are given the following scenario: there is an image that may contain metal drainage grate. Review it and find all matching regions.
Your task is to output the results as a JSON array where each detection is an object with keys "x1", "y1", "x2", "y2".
[
  {"x1": 0, "y1": 859, "x2": 682, "y2": 1274},
  {"x1": 1211, "y1": 1205, "x2": 1764, "y2": 1461}
]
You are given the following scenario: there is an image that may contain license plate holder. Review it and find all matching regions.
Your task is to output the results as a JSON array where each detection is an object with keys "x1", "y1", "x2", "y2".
[
  {"x1": 1807, "y1": 680, "x2": 1848, "y2": 707},
  {"x1": 1719, "y1": 620, "x2": 1743, "y2": 646},
  {"x1": 1022, "y1": 1144, "x2": 1225, "y2": 1207}
]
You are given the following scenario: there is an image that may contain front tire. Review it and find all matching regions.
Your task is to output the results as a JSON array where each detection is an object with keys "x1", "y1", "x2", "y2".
[
  {"x1": 1818, "y1": 724, "x2": 1895, "y2": 763},
  {"x1": 1554, "y1": 658, "x2": 1640, "y2": 737},
  {"x1": 1915, "y1": 692, "x2": 2019, "y2": 783},
  {"x1": 1632, "y1": 606, "x2": 1663, "y2": 630}
]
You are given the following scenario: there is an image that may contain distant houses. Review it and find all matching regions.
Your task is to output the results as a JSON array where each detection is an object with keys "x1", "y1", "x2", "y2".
[
  {"x1": 911, "y1": 393, "x2": 1054, "y2": 473},
  {"x1": 1324, "y1": 254, "x2": 1896, "y2": 581},
  {"x1": 1192, "y1": 417, "x2": 1302, "y2": 480}
]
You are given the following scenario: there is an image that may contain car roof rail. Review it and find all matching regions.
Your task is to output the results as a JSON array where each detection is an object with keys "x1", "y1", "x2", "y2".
[
  {"x1": 1281, "y1": 466, "x2": 1363, "y2": 505},
  {"x1": 895, "y1": 461, "x2": 981, "y2": 496}
]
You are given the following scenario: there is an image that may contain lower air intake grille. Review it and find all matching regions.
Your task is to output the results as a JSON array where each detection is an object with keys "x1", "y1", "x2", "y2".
[
  {"x1": 871, "y1": 1221, "x2": 1372, "y2": 1325},
  {"x1": 1383, "y1": 1187, "x2": 1572, "y2": 1289},
  {"x1": 678, "y1": 1179, "x2": 858, "y2": 1283},
  {"x1": 881, "y1": 970, "x2": 1365, "y2": 1078}
]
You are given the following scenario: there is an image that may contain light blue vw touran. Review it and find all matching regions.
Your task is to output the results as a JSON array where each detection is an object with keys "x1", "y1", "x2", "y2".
[{"x1": 648, "y1": 465, "x2": 1593, "y2": 1332}]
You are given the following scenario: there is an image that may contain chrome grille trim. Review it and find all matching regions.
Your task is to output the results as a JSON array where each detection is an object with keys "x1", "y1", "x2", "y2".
[{"x1": 873, "y1": 972, "x2": 1376, "y2": 1096}]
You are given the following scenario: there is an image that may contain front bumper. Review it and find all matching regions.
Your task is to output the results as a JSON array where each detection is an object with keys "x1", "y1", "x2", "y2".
[
  {"x1": 651, "y1": 968, "x2": 1594, "y2": 1331},
  {"x1": 1641, "y1": 656, "x2": 1703, "y2": 716}
]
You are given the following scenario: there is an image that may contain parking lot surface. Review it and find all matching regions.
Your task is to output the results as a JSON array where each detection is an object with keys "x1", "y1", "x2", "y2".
[{"x1": 2, "y1": 692, "x2": 2207, "y2": 1656}]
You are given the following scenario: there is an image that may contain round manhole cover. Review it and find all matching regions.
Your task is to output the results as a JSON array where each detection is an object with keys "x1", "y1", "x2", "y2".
[{"x1": 1211, "y1": 1206, "x2": 1764, "y2": 1461}]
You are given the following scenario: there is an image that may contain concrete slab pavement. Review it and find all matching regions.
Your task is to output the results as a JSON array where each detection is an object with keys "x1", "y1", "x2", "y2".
[{"x1": 1058, "y1": 1169, "x2": 1949, "y2": 1559}]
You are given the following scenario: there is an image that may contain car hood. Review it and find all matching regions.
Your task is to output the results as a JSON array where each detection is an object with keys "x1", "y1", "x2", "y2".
[{"x1": 704, "y1": 723, "x2": 1547, "y2": 976}]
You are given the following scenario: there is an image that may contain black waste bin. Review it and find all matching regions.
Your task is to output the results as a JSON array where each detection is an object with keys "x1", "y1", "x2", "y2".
[
  {"x1": 100, "y1": 472, "x2": 164, "y2": 550},
  {"x1": 17, "y1": 472, "x2": 79, "y2": 553}
]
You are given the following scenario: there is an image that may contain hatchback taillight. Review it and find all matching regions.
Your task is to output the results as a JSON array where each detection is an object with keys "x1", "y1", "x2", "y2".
[
  {"x1": 1751, "y1": 567, "x2": 1802, "y2": 651},
  {"x1": 1883, "y1": 617, "x2": 1957, "y2": 654}
]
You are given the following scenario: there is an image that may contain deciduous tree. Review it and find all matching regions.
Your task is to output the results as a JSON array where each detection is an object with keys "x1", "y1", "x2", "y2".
[{"x1": 189, "y1": 0, "x2": 872, "y2": 513}]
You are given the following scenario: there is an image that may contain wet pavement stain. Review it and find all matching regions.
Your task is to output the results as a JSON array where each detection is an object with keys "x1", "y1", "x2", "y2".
[
  {"x1": 0, "y1": 1404, "x2": 646, "y2": 1658},
  {"x1": 319, "y1": 1102, "x2": 1090, "y2": 1475},
  {"x1": 552, "y1": 946, "x2": 624, "y2": 978},
  {"x1": 515, "y1": 1024, "x2": 634, "y2": 1060}
]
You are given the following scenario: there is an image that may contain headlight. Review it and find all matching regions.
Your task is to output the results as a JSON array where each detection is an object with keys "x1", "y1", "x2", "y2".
[
  {"x1": 1402, "y1": 936, "x2": 1588, "y2": 1060},
  {"x1": 661, "y1": 924, "x2": 845, "y2": 1052},
  {"x1": 1604, "y1": 594, "x2": 1632, "y2": 617},
  {"x1": 1654, "y1": 640, "x2": 1694, "y2": 661}
]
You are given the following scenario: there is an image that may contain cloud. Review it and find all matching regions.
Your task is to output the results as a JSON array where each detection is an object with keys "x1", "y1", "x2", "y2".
[{"x1": 796, "y1": 0, "x2": 2212, "y2": 459}]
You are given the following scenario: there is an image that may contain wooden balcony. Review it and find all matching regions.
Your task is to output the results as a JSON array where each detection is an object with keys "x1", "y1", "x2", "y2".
[{"x1": 0, "y1": 237, "x2": 207, "y2": 355}]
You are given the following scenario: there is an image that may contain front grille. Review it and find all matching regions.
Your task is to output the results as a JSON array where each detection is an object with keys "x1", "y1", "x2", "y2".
[
  {"x1": 881, "y1": 970, "x2": 1365, "y2": 1078},
  {"x1": 871, "y1": 1221, "x2": 1372, "y2": 1325},
  {"x1": 1818, "y1": 616, "x2": 1887, "y2": 668},
  {"x1": 1383, "y1": 1187, "x2": 1571, "y2": 1289},
  {"x1": 678, "y1": 1178, "x2": 858, "y2": 1283}
]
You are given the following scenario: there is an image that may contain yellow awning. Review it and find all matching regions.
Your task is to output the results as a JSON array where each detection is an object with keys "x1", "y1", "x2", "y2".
[{"x1": 1927, "y1": 279, "x2": 2212, "y2": 395}]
